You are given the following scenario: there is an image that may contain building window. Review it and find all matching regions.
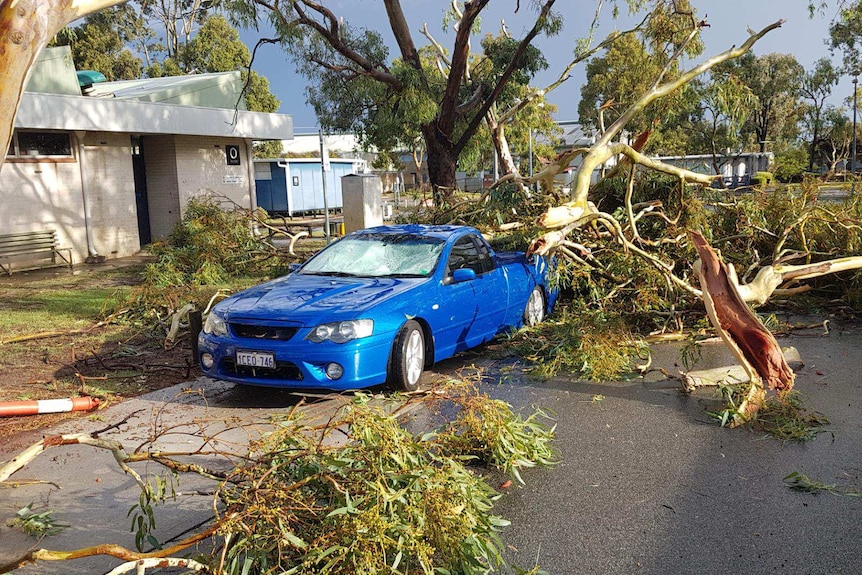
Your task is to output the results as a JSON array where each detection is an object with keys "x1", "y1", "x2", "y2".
[{"x1": 6, "y1": 131, "x2": 74, "y2": 159}]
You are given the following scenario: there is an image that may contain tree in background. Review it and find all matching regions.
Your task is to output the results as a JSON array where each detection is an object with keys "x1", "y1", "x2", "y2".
[
  {"x1": 829, "y1": 0, "x2": 862, "y2": 73},
  {"x1": 136, "y1": 0, "x2": 213, "y2": 63},
  {"x1": 225, "y1": 0, "x2": 563, "y2": 202},
  {"x1": 577, "y1": 5, "x2": 703, "y2": 156},
  {"x1": 800, "y1": 57, "x2": 840, "y2": 170},
  {"x1": 720, "y1": 52, "x2": 804, "y2": 153},
  {"x1": 53, "y1": 5, "x2": 145, "y2": 80},
  {"x1": 689, "y1": 71, "x2": 757, "y2": 179},
  {"x1": 816, "y1": 105, "x2": 853, "y2": 174}
]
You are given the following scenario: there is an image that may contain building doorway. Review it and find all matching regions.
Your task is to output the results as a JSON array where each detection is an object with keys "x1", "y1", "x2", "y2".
[{"x1": 132, "y1": 136, "x2": 151, "y2": 246}]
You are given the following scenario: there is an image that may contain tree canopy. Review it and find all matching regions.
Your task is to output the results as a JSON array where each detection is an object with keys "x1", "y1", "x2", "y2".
[{"x1": 225, "y1": 0, "x2": 566, "y2": 200}]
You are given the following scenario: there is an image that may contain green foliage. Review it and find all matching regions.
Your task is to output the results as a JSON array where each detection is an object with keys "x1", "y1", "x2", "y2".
[
  {"x1": 772, "y1": 146, "x2": 809, "y2": 182},
  {"x1": 709, "y1": 188, "x2": 862, "y2": 283},
  {"x1": 784, "y1": 471, "x2": 862, "y2": 496},
  {"x1": 9, "y1": 505, "x2": 67, "y2": 538},
  {"x1": 254, "y1": 140, "x2": 284, "y2": 159},
  {"x1": 216, "y1": 391, "x2": 555, "y2": 575},
  {"x1": 508, "y1": 303, "x2": 649, "y2": 381},
  {"x1": 106, "y1": 196, "x2": 289, "y2": 324},
  {"x1": 128, "y1": 474, "x2": 177, "y2": 551},
  {"x1": 434, "y1": 385, "x2": 558, "y2": 486},
  {"x1": 756, "y1": 391, "x2": 831, "y2": 442},
  {"x1": 718, "y1": 52, "x2": 804, "y2": 151},
  {"x1": 578, "y1": 27, "x2": 701, "y2": 154},
  {"x1": 144, "y1": 197, "x2": 279, "y2": 288},
  {"x1": 708, "y1": 386, "x2": 831, "y2": 441},
  {"x1": 752, "y1": 171, "x2": 774, "y2": 186},
  {"x1": 829, "y1": 0, "x2": 862, "y2": 72}
]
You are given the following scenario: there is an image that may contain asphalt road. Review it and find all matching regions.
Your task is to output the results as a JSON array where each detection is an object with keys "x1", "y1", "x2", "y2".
[
  {"x1": 483, "y1": 326, "x2": 862, "y2": 575},
  {"x1": 1, "y1": 325, "x2": 860, "y2": 575}
]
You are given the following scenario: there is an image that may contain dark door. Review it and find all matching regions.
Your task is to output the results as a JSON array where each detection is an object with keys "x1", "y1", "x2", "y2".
[{"x1": 132, "y1": 136, "x2": 151, "y2": 246}]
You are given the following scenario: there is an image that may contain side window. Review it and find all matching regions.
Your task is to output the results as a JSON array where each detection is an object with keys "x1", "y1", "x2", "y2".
[
  {"x1": 473, "y1": 236, "x2": 495, "y2": 274},
  {"x1": 447, "y1": 235, "x2": 495, "y2": 276}
]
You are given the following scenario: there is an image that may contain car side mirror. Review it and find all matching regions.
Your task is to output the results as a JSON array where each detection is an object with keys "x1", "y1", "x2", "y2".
[
  {"x1": 288, "y1": 263, "x2": 302, "y2": 273},
  {"x1": 451, "y1": 268, "x2": 476, "y2": 283}
]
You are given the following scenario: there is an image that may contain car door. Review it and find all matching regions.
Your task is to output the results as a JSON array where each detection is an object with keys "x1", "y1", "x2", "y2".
[
  {"x1": 463, "y1": 234, "x2": 507, "y2": 339},
  {"x1": 439, "y1": 234, "x2": 507, "y2": 350},
  {"x1": 436, "y1": 235, "x2": 481, "y2": 353}
]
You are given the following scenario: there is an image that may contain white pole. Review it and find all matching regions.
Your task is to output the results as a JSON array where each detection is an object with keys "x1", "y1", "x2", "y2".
[{"x1": 319, "y1": 129, "x2": 331, "y2": 244}]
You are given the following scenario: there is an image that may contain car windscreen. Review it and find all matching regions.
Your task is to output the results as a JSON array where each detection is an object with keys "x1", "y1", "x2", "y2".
[{"x1": 299, "y1": 233, "x2": 446, "y2": 278}]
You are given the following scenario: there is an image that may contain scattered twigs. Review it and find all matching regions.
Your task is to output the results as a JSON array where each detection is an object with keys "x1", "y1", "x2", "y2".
[
  {"x1": 0, "y1": 522, "x2": 222, "y2": 574},
  {"x1": 104, "y1": 557, "x2": 208, "y2": 575}
]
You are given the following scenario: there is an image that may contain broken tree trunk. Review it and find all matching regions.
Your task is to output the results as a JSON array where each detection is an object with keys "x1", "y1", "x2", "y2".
[{"x1": 689, "y1": 230, "x2": 795, "y2": 424}]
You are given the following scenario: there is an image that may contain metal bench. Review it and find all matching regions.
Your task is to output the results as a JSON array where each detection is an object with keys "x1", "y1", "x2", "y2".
[{"x1": 0, "y1": 230, "x2": 73, "y2": 275}]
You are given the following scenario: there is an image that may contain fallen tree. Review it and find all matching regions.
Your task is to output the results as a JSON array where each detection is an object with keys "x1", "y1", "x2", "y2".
[{"x1": 521, "y1": 19, "x2": 862, "y2": 423}]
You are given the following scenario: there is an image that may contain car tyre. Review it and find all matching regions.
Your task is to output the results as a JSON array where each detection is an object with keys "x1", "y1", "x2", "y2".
[
  {"x1": 390, "y1": 320, "x2": 425, "y2": 392},
  {"x1": 524, "y1": 286, "x2": 546, "y2": 327}
]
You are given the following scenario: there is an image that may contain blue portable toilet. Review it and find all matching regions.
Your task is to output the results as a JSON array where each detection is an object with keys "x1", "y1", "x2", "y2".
[{"x1": 254, "y1": 158, "x2": 366, "y2": 215}]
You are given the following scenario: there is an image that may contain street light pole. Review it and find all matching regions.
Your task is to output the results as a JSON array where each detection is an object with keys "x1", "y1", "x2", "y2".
[{"x1": 853, "y1": 76, "x2": 858, "y2": 195}]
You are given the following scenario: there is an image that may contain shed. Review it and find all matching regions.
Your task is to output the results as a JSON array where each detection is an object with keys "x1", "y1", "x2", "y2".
[{"x1": 254, "y1": 158, "x2": 366, "y2": 215}]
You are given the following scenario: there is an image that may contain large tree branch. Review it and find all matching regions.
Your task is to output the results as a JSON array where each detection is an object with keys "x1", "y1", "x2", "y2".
[
  {"x1": 0, "y1": 522, "x2": 222, "y2": 573},
  {"x1": 278, "y1": 0, "x2": 401, "y2": 88},
  {"x1": 383, "y1": 0, "x2": 422, "y2": 69},
  {"x1": 542, "y1": 20, "x2": 785, "y2": 216},
  {"x1": 454, "y1": 0, "x2": 555, "y2": 154},
  {"x1": 439, "y1": 0, "x2": 490, "y2": 139}
]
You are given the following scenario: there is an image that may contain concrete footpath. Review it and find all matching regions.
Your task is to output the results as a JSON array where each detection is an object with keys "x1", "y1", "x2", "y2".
[
  {"x1": 0, "y1": 380, "x2": 412, "y2": 574},
  {"x1": 1, "y1": 325, "x2": 861, "y2": 575}
]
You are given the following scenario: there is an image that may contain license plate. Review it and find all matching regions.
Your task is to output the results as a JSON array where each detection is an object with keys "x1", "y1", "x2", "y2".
[{"x1": 236, "y1": 350, "x2": 275, "y2": 369}]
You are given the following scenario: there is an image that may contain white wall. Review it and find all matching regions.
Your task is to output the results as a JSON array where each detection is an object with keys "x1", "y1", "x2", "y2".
[
  {"x1": 1, "y1": 132, "x2": 260, "y2": 265},
  {"x1": 174, "y1": 135, "x2": 252, "y2": 218},
  {"x1": 0, "y1": 148, "x2": 88, "y2": 263}
]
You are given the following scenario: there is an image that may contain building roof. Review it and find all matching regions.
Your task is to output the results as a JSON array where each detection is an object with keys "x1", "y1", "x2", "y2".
[
  {"x1": 18, "y1": 47, "x2": 292, "y2": 141},
  {"x1": 16, "y1": 92, "x2": 293, "y2": 141},
  {"x1": 88, "y1": 72, "x2": 247, "y2": 110}
]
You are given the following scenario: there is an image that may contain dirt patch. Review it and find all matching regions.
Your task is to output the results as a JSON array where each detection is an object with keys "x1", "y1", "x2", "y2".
[{"x1": 0, "y1": 262, "x2": 199, "y2": 447}]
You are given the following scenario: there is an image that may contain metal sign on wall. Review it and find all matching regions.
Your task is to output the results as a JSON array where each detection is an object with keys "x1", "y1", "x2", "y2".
[{"x1": 225, "y1": 145, "x2": 241, "y2": 166}]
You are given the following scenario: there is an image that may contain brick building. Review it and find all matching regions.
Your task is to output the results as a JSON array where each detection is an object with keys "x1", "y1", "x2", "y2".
[{"x1": 1, "y1": 47, "x2": 292, "y2": 266}]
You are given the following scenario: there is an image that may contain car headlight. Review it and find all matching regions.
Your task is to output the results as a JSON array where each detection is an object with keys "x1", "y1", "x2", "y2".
[
  {"x1": 306, "y1": 319, "x2": 373, "y2": 343},
  {"x1": 203, "y1": 311, "x2": 228, "y2": 336}
]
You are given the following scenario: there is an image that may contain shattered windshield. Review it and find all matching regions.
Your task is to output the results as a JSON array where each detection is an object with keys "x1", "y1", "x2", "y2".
[{"x1": 299, "y1": 233, "x2": 446, "y2": 278}]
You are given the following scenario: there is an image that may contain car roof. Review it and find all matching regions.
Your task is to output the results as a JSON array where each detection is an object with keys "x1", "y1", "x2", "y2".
[{"x1": 350, "y1": 224, "x2": 477, "y2": 241}]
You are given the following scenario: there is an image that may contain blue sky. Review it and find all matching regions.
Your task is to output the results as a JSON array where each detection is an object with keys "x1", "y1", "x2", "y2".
[{"x1": 239, "y1": 1, "x2": 843, "y2": 133}]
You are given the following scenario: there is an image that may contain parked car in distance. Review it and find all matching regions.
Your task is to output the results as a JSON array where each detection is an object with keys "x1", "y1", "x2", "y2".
[{"x1": 198, "y1": 224, "x2": 556, "y2": 391}]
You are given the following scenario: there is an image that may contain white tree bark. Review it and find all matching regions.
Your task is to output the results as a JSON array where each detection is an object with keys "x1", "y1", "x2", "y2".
[{"x1": 0, "y1": 0, "x2": 125, "y2": 170}]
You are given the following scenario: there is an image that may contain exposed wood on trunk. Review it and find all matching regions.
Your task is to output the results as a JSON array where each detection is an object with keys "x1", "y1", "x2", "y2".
[
  {"x1": 689, "y1": 230, "x2": 795, "y2": 394},
  {"x1": 683, "y1": 346, "x2": 803, "y2": 392}
]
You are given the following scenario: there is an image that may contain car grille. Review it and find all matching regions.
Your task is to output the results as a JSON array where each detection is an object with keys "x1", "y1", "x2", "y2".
[
  {"x1": 230, "y1": 323, "x2": 299, "y2": 341},
  {"x1": 221, "y1": 358, "x2": 303, "y2": 381}
]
